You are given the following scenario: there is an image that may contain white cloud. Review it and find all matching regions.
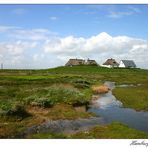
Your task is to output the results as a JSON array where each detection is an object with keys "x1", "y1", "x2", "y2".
[
  {"x1": 0, "y1": 40, "x2": 37, "y2": 55},
  {"x1": 44, "y1": 36, "x2": 85, "y2": 55},
  {"x1": 43, "y1": 32, "x2": 148, "y2": 69},
  {"x1": 108, "y1": 11, "x2": 133, "y2": 18},
  {"x1": 33, "y1": 53, "x2": 45, "y2": 61},
  {"x1": 0, "y1": 25, "x2": 57, "y2": 41},
  {"x1": 128, "y1": 6, "x2": 141, "y2": 13},
  {"x1": 0, "y1": 25, "x2": 58, "y2": 69},
  {"x1": 0, "y1": 40, "x2": 38, "y2": 68},
  {"x1": 0, "y1": 25, "x2": 148, "y2": 69},
  {"x1": 12, "y1": 8, "x2": 28, "y2": 15},
  {"x1": 12, "y1": 29, "x2": 51, "y2": 41},
  {"x1": 107, "y1": 6, "x2": 141, "y2": 18},
  {"x1": 0, "y1": 25, "x2": 20, "y2": 32},
  {"x1": 49, "y1": 16, "x2": 58, "y2": 21}
]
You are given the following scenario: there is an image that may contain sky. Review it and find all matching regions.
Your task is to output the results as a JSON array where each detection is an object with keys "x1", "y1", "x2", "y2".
[{"x1": 0, "y1": 4, "x2": 148, "y2": 69}]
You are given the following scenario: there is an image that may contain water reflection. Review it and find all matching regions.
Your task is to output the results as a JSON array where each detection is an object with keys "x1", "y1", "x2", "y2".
[{"x1": 88, "y1": 81, "x2": 148, "y2": 132}]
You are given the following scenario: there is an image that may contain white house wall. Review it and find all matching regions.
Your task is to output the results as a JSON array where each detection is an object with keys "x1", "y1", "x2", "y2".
[
  {"x1": 119, "y1": 61, "x2": 125, "y2": 67},
  {"x1": 101, "y1": 65, "x2": 112, "y2": 68}
]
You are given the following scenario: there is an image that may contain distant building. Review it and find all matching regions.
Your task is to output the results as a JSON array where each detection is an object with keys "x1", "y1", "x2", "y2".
[
  {"x1": 65, "y1": 58, "x2": 98, "y2": 66},
  {"x1": 86, "y1": 59, "x2": 98, "y2": 65},
  {"x1": 101, "y1": 58, "x2": 119, "y2": 68},
  {"x1": 65, "y1": 59, "x2": 85, "y2": 66},
  {"x1": 119, "y1": 60, "x2": 136, "y2": 68}
]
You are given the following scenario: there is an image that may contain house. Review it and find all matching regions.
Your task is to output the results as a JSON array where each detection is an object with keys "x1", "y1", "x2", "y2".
[
  {"x1": 101, "y1": 58, "x2": 119, "y2": 68},
  {"x1": 65, "y1": 58, "x2": 98, "y2": 66},
  {"x1": 119, "y1": 60, "x2": 136, "y2": 68},
  {"x1": 86, "y1": 59, "x2": 98, "y2": 65},
  {"x1": 65, "y1": 59, "x2": 85, "y2": 66}
]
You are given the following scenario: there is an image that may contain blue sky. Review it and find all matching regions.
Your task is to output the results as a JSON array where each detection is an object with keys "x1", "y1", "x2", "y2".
[{"x1": 0, "y1": 4, "x2": 148, "y2": 69}]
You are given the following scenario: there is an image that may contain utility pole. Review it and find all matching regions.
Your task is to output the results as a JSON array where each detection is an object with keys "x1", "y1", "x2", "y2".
[{"x1": 1, "y1": 63, "x2": 3, "y2": 69}]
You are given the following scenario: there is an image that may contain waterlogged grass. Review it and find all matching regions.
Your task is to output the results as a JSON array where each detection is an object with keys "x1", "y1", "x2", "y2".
[
  {"x1": 29, "y1": 132, "x2": 67, "y2": 139},
  {"x1": 70, "y1": 122, "x2": 148, "y2": 139},
  {"x1": 0, "y1": 82, "x2": 92, "y2": 111},
  {"x1": 26, "y1": 104, "x2": 94, "y2": 121},
  {"x1": 28, "y1": 122, "x2": 148, "y2": 139},
  {"x1": 43, "y1": 104, "x2": 95, "y2": 120},
  {"x1": 113, "y1": 85, "x2": 148, "y2": 110},
  {"x1": 0, "y1": 66, "x2": 148, "y2": 138},
  {"x1": 27, "y1": 84, "x2": 90, "y2": 106},
  {"x1": 0, "y1": 103, "x2": 94, "y2": 138}
]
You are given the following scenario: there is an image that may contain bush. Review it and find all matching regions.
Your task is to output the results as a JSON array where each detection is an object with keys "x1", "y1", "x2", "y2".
[
  {"x1": 72, "y1": 79, "x2": 91, "y2": 88},
  {"x1": 0, "y1": 102, "x2": 12, "y2": 111},
  {"x1": 6, "y1": 104, "x2": 30, "y2": 119},
  {"x1": 25, "y1": 85, "x2": 90, "y2": 108},
  {"x1": 73, "y1": 83, "x2": 90, "y2": 89},
  {"x1": 31, "y1": 98, "x2": 55, "y2": 108},
  {"x1": 45, "y1": 86, "x2": 85, "y2": 105},
  {"x1": 63, "y1": 90, "x2": 89, "y2": 105}
]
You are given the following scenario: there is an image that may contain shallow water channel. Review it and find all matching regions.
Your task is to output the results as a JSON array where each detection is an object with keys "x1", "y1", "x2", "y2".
[
  {"x1": 21, "y1": 81, "x2": 148, "y2": 137},
  {"x1": 88, "y1": 81, "x2": 148, "y2": 132}
]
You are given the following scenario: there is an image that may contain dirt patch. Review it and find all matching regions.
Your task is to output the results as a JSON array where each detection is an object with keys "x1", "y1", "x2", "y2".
[
  {"x1": 26, "y1": 104, "x2": 94, "y2": 121},
  {"x1": 91, "y1": 95, "x2": 99, "y2": 104},
  {"x1": 74, "y1": 106, "x2": 86, "y2": 112}
]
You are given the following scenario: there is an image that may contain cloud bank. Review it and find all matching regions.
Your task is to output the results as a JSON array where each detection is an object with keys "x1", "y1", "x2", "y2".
[
  {"x1": 0, "y1": 26, "x2": 148, "y2": 69},
  {"x1": 44, "y1": 32, "x2": 148, "y2": 69}
]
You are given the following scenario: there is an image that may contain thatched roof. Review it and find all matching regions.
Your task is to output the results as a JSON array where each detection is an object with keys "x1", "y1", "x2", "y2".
[
  {"x1": 65, "y1": 58, "x2": 98, "y2": 66},
  {"x1": 103, "y1": 58, "x2": 119, "y2": 66},
  {"x1": 65, "y1": 59, "x2": 85, "y2": 66},
  {"x1": 86, "y1": 59, "x2": 98, "y2": 65}
]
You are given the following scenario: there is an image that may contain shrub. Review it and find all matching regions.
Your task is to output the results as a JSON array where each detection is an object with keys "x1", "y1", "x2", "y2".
[
  {"x1": 73, "y1": 83, "x2": 90, "y2": 89},
  {"x1": 6, "y1": 104, "x2": 30, "y2": 119},
  {"x1": 45, "y1": 86, "x2": 85, "y2": 105},
  {"x1": 71, "y1": 79, "x2": 91, "y2": 88},
  {"x1": 0, "y1": 102, "x2": 12, "y2": 111},
  {"x1": 25, "y1": 85, "x2": 90, "y2": 108},
  {"x1": 63, "y1": 91, "x2": 89, "y2": 105},
  {"x1": 31, "y1": 98, "x2": 55, "y2": 108},
  {"x1": 25, "y1": 95, "x2": 38, "y2": 105}
]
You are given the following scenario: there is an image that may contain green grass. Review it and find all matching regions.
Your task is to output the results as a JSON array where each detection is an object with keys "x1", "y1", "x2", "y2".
[
  {"x1": 0, "y1": 82, "x2": 92, "y2": 111},
  {"x1": 28, "y1": 122, "x2": 148, "y2": 139},
  {"x1": 113, "y1": 85, "x2": 148, "y2": 110},
  {"x1": 69, "y1": 122, "x2": 148, "y2": 139},
  {"x1": 44, "y1": 104, "x2": 95, "y2": 120},
  {"x1": 28, "y1": 132, "x2": 67, "y2": 139},
  {"x1": 1, "y1": 66, "x2": 148, "y2": 84},
  {"x1": 0, "y1": 65, "x2": 148, "y2": 138},
  {"x1": 0, "y1": 103, "x2": 95, "y2": 138}
]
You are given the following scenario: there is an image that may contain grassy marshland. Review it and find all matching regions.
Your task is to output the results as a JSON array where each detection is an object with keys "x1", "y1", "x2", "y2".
[
  {"x1": 0, "y1": 65, "x2": 148, "y2": 138},
  {"x1": 29, "y1": 122, "x2": 148, "y2": 139},
  {"x1": 113, "y1": 85, "x2": 148, "y2": 111},
  {"x1": 69, "y1": 122, "x2": 148, "y2": 139}
]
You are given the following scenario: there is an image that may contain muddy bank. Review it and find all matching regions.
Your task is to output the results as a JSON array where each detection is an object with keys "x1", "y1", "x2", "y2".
[
  {"x1": 17, "y1": 83, "x2": 111, "y2": 138},
  {"x1": 18, "y1": 117, "x2": 105, "y2": 138}
]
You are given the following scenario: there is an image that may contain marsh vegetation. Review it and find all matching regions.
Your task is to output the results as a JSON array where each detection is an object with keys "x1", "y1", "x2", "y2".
[{"x1": 0, "y1": 65, "x2": 148, "y2": 138}]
